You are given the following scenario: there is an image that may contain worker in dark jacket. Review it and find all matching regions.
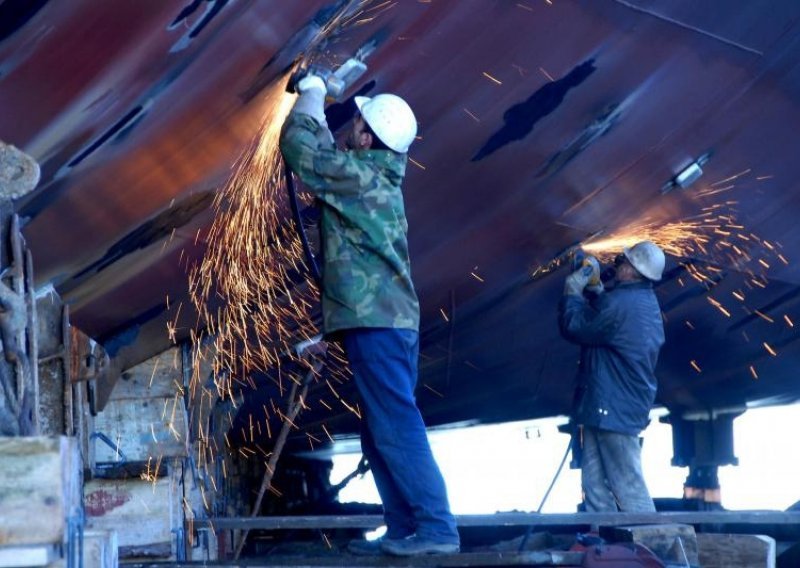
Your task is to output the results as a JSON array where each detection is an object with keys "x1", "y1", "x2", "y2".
[
  {"x1": 559, "y1": 241, "x2": 666, "y2": 512},
  {"x1": 280, "y1": 74, "x2": 459, "y2": 556}
]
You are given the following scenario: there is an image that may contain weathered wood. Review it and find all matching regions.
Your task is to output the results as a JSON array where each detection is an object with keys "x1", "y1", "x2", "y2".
[
  {"x1": 93, "y1": 395, "x2": 188, "y2": 462},
  {"x1": 24, "y1": 249, "x2": 41, "y2": 433},
  {"x1": 85, "y1": 477, "x2": 175, "y2": 558},
  {"x1": 109, "y1": 347, "x2": 182, "y2": 401},
  {"x1": 10, "y1": 215, "x2": 26, "y2": 408},
  {"x1": 697, "y1": 533, "x2": 776, "y2": 568},
  {"x1": 195, "y1": 511, "x2": 800, "y2": 531},
  {"x1": 0, "y1": 544, "x2": 58, "y2": 567},
  {"x1": 82, "y1": 530, "x2": 118, "y2": 568},
  {"x1": 0, "y1": 436, "x2": 79, "y2": 546},
  {"x1": 599, "y1": 523, "x2": 698, "y2": 566},
  {"x1": 126, "y1": 550, "x2": 585, "y2": 567},
  {"x1": 36, "y1": 292, "x2": 66, "y2": 436}
]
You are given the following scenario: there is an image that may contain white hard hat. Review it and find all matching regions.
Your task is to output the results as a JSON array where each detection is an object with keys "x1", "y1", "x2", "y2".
[
  {"x1": 623, "y1": 241, "x2": 666, "y2": 281},
  {"x1": 354, "y1": 94, "x2": 417, "y2": 154}
]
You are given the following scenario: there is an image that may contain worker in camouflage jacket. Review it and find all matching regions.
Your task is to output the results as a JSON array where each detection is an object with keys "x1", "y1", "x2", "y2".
[
  {"x1": 559, "y1": 241, "x2": 666, "y2": 512},
  {"x1": 280, "y1": 75, "x2": 459, "y2": 557}
]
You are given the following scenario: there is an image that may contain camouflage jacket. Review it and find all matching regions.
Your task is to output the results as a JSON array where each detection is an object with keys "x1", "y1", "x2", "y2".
[{"x1": 279, "y1": 111, "x2": 420, "y2": 334}]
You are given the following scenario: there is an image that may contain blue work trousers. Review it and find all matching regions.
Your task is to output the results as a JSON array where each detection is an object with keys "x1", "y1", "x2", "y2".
[
  {"x1": 581, "y1": 426, "x2": 656, "y2": 512},
  {"x1": 342, "y1": 328, "x2": 459, "y2": 544}
]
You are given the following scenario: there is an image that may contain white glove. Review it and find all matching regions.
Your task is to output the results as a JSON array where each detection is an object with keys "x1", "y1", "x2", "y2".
[
  {"x1": 564, "y1": 265, "x2": 594, "y2": 296},
  {"x1": 296, "y1": 74, "x2": 326, "y2": 95},
  {"x1": 292, "y1": 74, "x2": 327, "y2": 126},
  {"x1": 582, "y1": 256, "x2": 604, "y2": 294}
]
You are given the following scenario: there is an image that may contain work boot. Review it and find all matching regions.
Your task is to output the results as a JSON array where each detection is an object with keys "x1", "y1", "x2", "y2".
[
  {"x1": 380, "y1": 535, "x2": 460, "y2": 556},
  {"x1": 347, "y1": 536, "x2": 405, "y2": 556}
]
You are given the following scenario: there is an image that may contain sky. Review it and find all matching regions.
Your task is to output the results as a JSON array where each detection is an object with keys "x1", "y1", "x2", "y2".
[{"x1": 330, "y1": 402, "x2": 800, "y2": 514}]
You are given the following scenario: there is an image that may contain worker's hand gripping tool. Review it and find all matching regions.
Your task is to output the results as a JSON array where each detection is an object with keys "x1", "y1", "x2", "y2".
[{"x1": 286, "y1": 58, "x2": 367, "y2": 101}]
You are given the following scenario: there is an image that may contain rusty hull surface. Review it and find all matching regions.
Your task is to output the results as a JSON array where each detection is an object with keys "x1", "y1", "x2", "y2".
[{"x1": 2, "y1": 0, "x2": 800, "y2": 430}]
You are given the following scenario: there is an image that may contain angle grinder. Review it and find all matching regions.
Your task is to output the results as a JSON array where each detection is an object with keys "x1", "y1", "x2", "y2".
[{"x1": 286, "y1": 57, "x2": 367, "y2": 101}]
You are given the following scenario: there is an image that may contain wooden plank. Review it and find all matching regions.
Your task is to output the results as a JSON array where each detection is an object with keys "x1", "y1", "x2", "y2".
[
  {"x1": 599, "y1": 523, "x2": 698, "y2": 565},
  {"x1": 0, "y1": 545, "x2": 58, "y2": 567},
  {"x1": 25, "y1": 249, "x2": 41, "y2": 434},
  {"x1": 125, "y1": 550, "x2": 585, "y2": 567},
  {"x1": 85, "y1": 478, "x2": 175, "y2": 556},
  {"x1": 82, "y1": 530, "x2": 118, "y2": 568},
  {"x1": 697, "y1": 533, "x2": 775, "y2": 568},
  {"x1": 73, "y1": 379, "x2": 95, "y2": 472},
  {"x1": 93, "y1": 395, "x2": 188, "y2": 462},
  {"x1": 37, "y1": 332, "x2": 66, "y2": 436},
  {"x1": 195, "y1": 511, "x2": 800, "y2": 531},
  {"x1": 0, "y1": 437, "x2": 77, "y2": 546},
  {"x1": 109, "y1": 348, "x2": 182, "y2": 401}
]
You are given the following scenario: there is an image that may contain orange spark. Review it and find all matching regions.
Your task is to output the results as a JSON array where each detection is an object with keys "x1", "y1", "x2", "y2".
[{"x1": 482, "y1": 71, "x2": 502, "y2": 85}]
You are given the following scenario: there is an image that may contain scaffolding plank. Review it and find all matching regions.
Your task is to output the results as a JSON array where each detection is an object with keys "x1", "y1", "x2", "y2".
[
  {"x1": 126, "y1": 550, "x2": 584, "y2": 567},
  {"x1": 195, "y1": 511, "x2": 800, "y2": 531}
]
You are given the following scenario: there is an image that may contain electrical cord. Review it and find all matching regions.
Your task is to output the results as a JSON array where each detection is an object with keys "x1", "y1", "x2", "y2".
[
  {"x1": 518, "y1": 437, "x2": 573, "y2": 552},
  {"x1": 284, "y1": 159, "x2": 322, "y2": 285}
]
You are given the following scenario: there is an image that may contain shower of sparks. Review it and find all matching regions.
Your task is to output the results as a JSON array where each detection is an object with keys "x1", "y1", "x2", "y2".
[
  {"x1": 581, "y1": 218, "x2": 715, "y2": 259},
  {"x1": 187, "y1": 84, "x2": 318, "y2": 390},
  {"x1": 180, "y1": 79, "x2": 358, "y2": 514}
]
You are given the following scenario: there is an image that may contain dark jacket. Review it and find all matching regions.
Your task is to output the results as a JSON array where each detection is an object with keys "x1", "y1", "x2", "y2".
[{"x1": 559, "y1": 281, "x2": 664, "y2": 435}]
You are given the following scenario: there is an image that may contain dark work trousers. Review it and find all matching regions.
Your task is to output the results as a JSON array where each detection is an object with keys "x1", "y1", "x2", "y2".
[
  {"x1": 581, "y1": 426, "x2": 656, "y2": 512},
  {"x1": 342, "y1": 327, "x2": 459, "y2": 544}
]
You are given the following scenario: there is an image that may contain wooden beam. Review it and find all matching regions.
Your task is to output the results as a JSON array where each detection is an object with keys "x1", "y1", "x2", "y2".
[
  {"x1": 93, "y1": 395, "x2": 188, "y2": 462},
  {"x1": 0, "y1": 545, "x2": 57, "y2": 567},
  {"x1": 0, "y1": 436, "x2": 79, "y2": 546},
  {"x1": 85, "y1": 478, "x2": 175, "y2": 558},
  {"x1": 195, "y1": 511, "x2": 800, "y2": 531},
  {"x1": 697, "y1": 533, "x2": 776, "y2": 568},
  {"x1": 126, "y1": 550, "x2": 585, "y2": 567}
]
